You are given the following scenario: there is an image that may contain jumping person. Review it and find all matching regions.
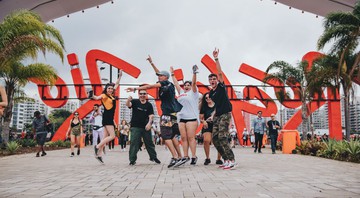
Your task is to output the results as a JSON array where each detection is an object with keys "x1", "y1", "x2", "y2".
[
  {"x1": 91, "y1": 70, "x2": 122, "y2": 164},
  {"x1": 171, "y1": 65, "x2": 199, "y2": 166},
  {"x1": 208, "y1": 48, "x2": 236, "y2": 170},
  {"x1": 126, "y1": 89, "x2": 161, "y2": 165},
  {"x1": 126, "y1": 55, "x2": 183, "y2": 168},
  {"x1": 66, "y1": 111, "x2": 83, "y2": 157}
]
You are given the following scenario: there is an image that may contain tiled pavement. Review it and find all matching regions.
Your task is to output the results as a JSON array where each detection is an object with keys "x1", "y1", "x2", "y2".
[{"x1": 0, "y1": 145, "x2": 359, "y2": 198}]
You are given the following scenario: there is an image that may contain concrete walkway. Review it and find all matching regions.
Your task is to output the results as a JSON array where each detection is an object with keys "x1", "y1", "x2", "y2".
[{"x1": 0, "y1": 145, "x2": 359, "y2": 198}]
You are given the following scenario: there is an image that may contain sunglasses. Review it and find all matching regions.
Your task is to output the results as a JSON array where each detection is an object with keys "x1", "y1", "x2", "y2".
[
  {"x1": 74, "y1": 114, "x2": 79, "y2": 116},
  {"x1": 139, "y1": 93, "x2": 147, "y2": 95}
]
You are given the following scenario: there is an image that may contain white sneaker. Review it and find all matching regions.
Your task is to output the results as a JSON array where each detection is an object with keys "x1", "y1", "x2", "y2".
[
  {"x1": 123, "y1": 148, "x2": 126, "y2": 152},
  {"x1": 223, "y1": 161, "x2": 237, "y2": 170},
  {"x1": 219, "y1": 160, "x2": 229, "y2": 168}
]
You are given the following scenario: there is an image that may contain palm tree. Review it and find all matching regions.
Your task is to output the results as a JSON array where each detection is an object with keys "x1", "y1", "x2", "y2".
[
  {"x1": 0, "y1": 10, "x2": 65, "y2": 146},
  {"x1": 317, "y1": 2, "x2": 360, "y2": 140},
  {"x1": 263, "y1": 60, "x2": 321, "y2": 140}
]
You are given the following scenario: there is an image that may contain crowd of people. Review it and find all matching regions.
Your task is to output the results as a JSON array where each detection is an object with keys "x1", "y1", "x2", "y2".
[{"x1": 12, "y1": 49, "x2": 288, "y2": 170}]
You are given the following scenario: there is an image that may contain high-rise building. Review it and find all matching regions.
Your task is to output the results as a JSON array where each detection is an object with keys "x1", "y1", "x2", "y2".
[
  {"x1": 350, "y1": 97, "x2": 360, "y2": 133},
  {"x1": 53, "y1": 100, "x2": 79, "y2": 113},
  {"x1": 11, "y1": 98, "x2": 49, "y2": 131}
]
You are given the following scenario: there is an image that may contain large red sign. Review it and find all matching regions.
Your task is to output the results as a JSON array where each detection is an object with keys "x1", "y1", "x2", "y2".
[{"x1": 30, "y1": 50, "x2": 343, "y2": 141}]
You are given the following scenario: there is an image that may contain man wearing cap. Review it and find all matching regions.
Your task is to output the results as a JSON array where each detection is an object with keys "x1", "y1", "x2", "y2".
[
  {"x1": 266, "y1": 114, "x2": 281, "y2": 154},
  {"x1": 126, "y1": 55, "x2": 183, "y2": 168}
]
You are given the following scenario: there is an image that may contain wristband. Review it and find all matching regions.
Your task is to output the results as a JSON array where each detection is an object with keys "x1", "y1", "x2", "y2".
[
  {"x1": 214, "y1": 58, "x2": 219, "y2": 61},
  {"x1": 133, "y1": 88, "x2": 136, "y2": 93}
]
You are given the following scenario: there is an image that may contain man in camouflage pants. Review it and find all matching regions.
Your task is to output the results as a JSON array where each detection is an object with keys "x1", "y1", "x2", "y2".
[{"x1": 208, "y1": 48, "x2": 236, "y2": 170}]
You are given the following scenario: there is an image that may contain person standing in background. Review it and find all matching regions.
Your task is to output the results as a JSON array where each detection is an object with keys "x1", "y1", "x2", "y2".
[
  {"x1": 242, "y1": 128, "x2": 249, "y2": 147},
  {"x1": 66, "y1": 111, "x2": 83, "y2": 157},
  {"x1": 266, "y1": 113, "x2": 281, "y2": 154},
  {"x1": 32, "y1": 111, "x2": 50, "y2": 157},
  {"x1": 119, "y1": 120, "x2": 129, "y2": 152},
  {"x1": 90, "y1": 104, "x2": 103, "y2": 146},
  {"x1": 252, "y1": 111, "x2": 266, "y2": 153}
]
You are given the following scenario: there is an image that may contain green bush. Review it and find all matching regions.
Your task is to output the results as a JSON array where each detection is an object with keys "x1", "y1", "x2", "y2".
[
  {"x1": 296, "y1": 141, "x2": 309, "y2": 155},
  {"x1": 319, "y1": 139, "x2": 337, "y2": 158},
  {"x1": 6, "y1": 141, "x2": 20, "y2": 154},
  {"x1": 50, "y1": 140, "x2": 71, "y2": 148},
  {"x1": 307, "y1": 140, "x2": 323, "y2": 156},
  {"x1": 17, "y1": 139, "x2": 37, "y2": 147},
  {"x1": 346, "y1": 140, "x2": 360, "y2": 162},
  {"x1": 296, "y1": 139, "x2": 360, "y2": 163},
  {"x1": 334, "y1": 141, "x2": 349, "y2": 161}
]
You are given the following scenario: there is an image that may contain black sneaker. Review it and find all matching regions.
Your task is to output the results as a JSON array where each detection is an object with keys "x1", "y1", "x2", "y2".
[
  {"x1": 167, "y1": 158, "x2": 178, "y2": 168},
  {"x1": 96, "y1": 156, "x2": 104, "y2": 164},
  {"x1": 254, "y1": 149, "x2": 257, "y2": 153},
  {"x1": 174, "y1": 157, "x2": 190, "y2": 167},
  {"x1": 70, "y1": 152, "x2": 74, "y2": 157},
  {"x1": 215, "y1": 159, "x2": 223, "y2": 165},
  {"x1": 41, "y1": 152, "x2": 47, "y2": 156},
  {"x1": 77, "y1": 149, "x2": 80, "y2": 155},
  {"x1": 153, "y1": 158, "x2": 161, "y2": 164},
  {"x1": 258, "y1": 151, "x2": 262, "y2": 154},
  {"x1": 190, "y1": 157, "x2": 198, "y2": 165},
  {"x1": 204, "y1": 158, "x2": 211, "y2": 165},
  {"x1": 129, "y1": 161, "x2": 136, "y2": 165},
  {"x1": 272, "y1": 151, "x2": 276, "y2": 154},
  {"x1": 36, "y1": 152, "x2": 40, "y2": 157},
  {"x1": 94, "y1": 146, "x2": 99, "y2": 156}
]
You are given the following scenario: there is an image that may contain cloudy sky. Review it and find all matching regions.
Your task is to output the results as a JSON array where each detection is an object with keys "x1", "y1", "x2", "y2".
[{"x1": 26, "y1": 0, "x2": 351, "y2": 101}]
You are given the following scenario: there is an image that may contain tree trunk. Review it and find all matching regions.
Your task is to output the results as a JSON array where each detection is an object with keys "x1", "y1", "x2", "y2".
[
  {"x1": 301, "y1": 102, "x2": 308, "y2": 140},
  {"x1": 344, "y1": 94, "x2": 351, "y2": 141},
  {"x1": 1, "y1": 83, "x2": 15, "y2": 147}
]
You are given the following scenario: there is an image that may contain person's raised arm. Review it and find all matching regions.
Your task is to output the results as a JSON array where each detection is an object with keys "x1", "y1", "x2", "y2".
[
  {"x1": 170, "y1": 67, "x2": 181, "y2": 94},
  {"x1": 126, "y1": 83, "x2": 161, "y2": 93},
  {"x1": 213, "y1": 48, "x2": 224, "y2": 83},
  {"x1": 191, "y1": 65, "x2": 198, "y2": 92},
  {"x1": 146, "y1": 55, "x2": 160, "y2": 73},
  {"x1": 113, "y1": 70, "x2": 122, "y2": 90}
]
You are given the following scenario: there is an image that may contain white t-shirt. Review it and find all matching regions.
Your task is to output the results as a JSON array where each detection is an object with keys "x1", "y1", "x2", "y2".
[
  {"x1": 93, "y1": 111, "x2": 102, "y2": 126},
  {"x1": 177, "y1": 89, "x2": 199, "y2": 121}
]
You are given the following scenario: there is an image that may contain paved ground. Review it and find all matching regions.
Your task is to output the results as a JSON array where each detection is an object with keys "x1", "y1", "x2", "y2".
[{"x1": 0, "y1": 145, "x2": 359, "y2": 198}]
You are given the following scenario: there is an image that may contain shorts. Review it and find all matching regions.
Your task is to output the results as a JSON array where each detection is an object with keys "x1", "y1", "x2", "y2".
[
  {"x1": 36, "y1": 132, "x2": 47, "y2": 146},
  {"x1": 179, "y1": 118, "x2": 197, "y2": 123},
  {"x1": 201, "y1": 121, "x2": 213, "y2": 134},
  {"x1": 160, "y1": 114, "x2": 180, "y2": 140}
]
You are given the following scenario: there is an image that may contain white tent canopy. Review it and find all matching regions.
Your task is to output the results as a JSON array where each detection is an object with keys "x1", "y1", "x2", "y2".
[
  {"x1": 0, "y1": 0, "x2": 111, "y2": 22},
  {"x1": 276, "y1": 0, "x2": 355, "y2": 16},
  {"x1": 0, "y1": 0, "x2": 356, "y2": 23}
]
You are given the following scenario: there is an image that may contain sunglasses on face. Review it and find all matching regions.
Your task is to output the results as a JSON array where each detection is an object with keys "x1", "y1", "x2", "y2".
[
  {"x1": 139, "y1": 93, "x2": 147, "y2": 95},
  {"x1": 74, "y1": 114, "x2": 79, "y2": 116}
]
